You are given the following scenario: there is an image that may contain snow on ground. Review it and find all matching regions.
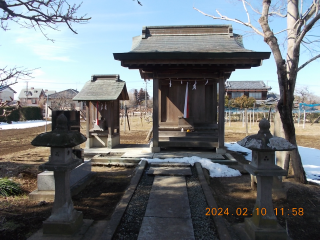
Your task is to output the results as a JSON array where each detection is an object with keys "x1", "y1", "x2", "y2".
[
  {"x1": 142, "y1": 156, "x2": 241, "y2": 178},
  {"x1": 226, "y1": 142, "x2": 320, "y2": 185},
  {"x1": 0, "y1": 120, "x2": 50, "y2": 130}
]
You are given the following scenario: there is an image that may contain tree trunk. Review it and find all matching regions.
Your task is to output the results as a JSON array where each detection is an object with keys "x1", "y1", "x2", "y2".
[{"x1": 259, "y1": 0, "x2": 307, "y2": 183}]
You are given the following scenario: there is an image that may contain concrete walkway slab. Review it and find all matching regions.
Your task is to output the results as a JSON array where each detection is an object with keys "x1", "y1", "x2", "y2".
[
  {"x1": 138, "y1": 175, "x2": 195, "y2": 240},
  {"x1": 138, "y1": 217, "x2": 195, "y2": 240},
  {"x1": 145, "y1": 191, "x2": 191, "y2": 218},
  {"x1": 151, "y1": 176, "x2": 186, "y2": 191},
  {"x1": 147, "y1": 167, "x2": 192, "y2": 176}
]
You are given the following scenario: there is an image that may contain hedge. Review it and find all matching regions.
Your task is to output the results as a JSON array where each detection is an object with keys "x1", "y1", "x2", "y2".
[{"x1": 0, "y1": 106, "x2": 43, "y2": 123}]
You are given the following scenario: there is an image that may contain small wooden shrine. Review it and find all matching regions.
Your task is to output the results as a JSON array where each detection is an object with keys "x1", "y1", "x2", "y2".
[
  {"x1": 73, "y1": 74, "x2": 129, "y2": 148},
  {"x1": 114, "y1": 25, "x2": 270, "y2": 153}
]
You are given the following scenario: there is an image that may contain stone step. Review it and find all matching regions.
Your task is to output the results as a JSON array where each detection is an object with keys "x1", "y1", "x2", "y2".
[
  {"x1": 147, "y1": 166, "x2": 192, "y2": 176},
  {"x1": 158, "y1": 140, "x2": 218, "y2": 148},
  {"x1": 150, "y1": 162, "x2": 191, "y2": 167}
]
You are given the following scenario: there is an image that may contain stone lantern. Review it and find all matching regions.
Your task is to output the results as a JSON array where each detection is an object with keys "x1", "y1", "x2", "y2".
[
  {"x1": 237, "y1": 118, "x2": 296, "y2": 240},
  {"x1": 31, "y1": 113, "x2": 87, "y2": 235}
]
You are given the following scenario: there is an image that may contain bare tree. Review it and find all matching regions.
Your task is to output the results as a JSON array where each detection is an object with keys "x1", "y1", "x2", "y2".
[
  {"x1": 195, "y1": 0, "x2": 320, "y2": 183},
  {"x1": 50, "y1": 93, "x2": 76, "y2": 110},
  {"x1": 0, "y1": 0, "x2": 90, "y2": 87},
  {"x1": 295, "y1": 86, "x2": 311, "y2": 103}
]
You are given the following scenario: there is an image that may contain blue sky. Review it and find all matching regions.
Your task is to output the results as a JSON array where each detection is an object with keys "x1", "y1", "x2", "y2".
[{"x1": 2, "y1": 0, "x2": 319, "y2": 99}]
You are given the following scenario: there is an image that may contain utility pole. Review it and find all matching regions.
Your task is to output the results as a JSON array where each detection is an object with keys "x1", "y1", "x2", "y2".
[{"x1": 26, "y1": 81, "x2": 28, "y2": 104}]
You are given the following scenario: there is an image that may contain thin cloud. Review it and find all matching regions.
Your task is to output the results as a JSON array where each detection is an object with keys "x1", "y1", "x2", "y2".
[{"x1": 15, "y1": 31, "x2": 75, "y2": 62}]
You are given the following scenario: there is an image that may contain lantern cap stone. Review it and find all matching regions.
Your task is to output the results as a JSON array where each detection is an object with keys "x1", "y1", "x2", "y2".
[
  {"x1": 31, "y1": 114, "x2": 87, "y2": 148},
  {"x1": 237, "y1": 118, "x2": 296, "y2": 151}
]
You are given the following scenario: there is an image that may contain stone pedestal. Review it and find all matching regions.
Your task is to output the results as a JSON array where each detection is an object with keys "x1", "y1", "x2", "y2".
[{"x1": 43, "y1": 170, "x2": 83, "y2": 235}]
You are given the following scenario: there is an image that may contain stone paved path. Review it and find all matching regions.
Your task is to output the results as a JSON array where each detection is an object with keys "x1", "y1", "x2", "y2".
[{"x1": 137, "y1": 164, "x2": 195, "y2": 240}]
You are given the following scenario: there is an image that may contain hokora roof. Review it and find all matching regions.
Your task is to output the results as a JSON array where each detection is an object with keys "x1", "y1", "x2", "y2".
[
  {"x1": 226, "y1": 81, "x2": 271, "y2": 90},
  {"x1": 114, "y1": 25, "x2": 270, "y2": 61},
  {"x1": 131, "y1": 25, "x2": 251, "y2": 53},
  {"x1": 73, "y1": 75, "x2": 129, "y2": 101}
]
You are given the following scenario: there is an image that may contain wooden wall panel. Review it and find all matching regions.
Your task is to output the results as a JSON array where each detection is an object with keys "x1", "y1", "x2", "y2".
[
  {"x1": 161, "y1": 85, "x2": 168, "y2": 122},
  {"x1": 166, "y1": 83, "x2": 184, "y2": 122},
  {"x1": 189, "y1": 83, "x2": 205, "y2": 123},
  {"x1": 205, "y1": 85, "x2": 213, "y2": 123}
]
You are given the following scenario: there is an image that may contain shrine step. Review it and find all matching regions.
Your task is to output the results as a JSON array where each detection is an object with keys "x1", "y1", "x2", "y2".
[
  {"x1": 158, "y1": 140, "x2": 218, "y2": 148},
  {"x1": 159, "y1": 131, "x2": 218, "y2": 137},
  {"x1": 159, "y1": 136, "x2": 218, "y2": 141}
]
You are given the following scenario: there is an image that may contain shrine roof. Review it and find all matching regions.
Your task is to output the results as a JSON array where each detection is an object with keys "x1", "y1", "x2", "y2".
[
  {"x1": 73, "y1": 75, "x2": 129, "y2": 101},
  {"x1": 114, "y1": 25, "x2": 270, "y2": 61}
]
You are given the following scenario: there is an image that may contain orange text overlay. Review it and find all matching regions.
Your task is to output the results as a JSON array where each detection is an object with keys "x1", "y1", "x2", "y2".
[{"x1": 205, "y1": 208, "x2": 304, "y2": 216}]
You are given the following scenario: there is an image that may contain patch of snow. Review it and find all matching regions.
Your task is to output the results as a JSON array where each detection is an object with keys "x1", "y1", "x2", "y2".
[
  {"x1": 226, "y1": 142, "x2": 320, "y2": 185},
  {"x1": 0, "y1": 120, "x2": 50, "y2": 130},
  {"x1": 141, "y1": 156, "x2": 241, "y2": 178}
]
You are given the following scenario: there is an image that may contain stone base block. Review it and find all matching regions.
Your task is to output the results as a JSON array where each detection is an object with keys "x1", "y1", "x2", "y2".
[
  {"x1": 29, "y1": 160, "x2": 93, "y2": 201},
  {"x1": 245, "y1": 218, "x2": 287, "y2": 240},
  {"x1": 216, "y1": 147, "x2": 226, "y2": 154},
  {"x1": 43, "y1": 211, "x2": 83, "y2": 235},
  {"x1": 37, "y1": 160, "x2": 92, "y2": 191},
  {"x1": 107, "y1": 135, "x2": 120, "y2": 148},
  {"x1": 151, "y1": 147, "x2": 160, "y2": 153},
  {"x1": 27, "y1": 219, "x2": 94, "y2": 240},
  {"x1": 87, "y1": 134, "x2": 120, "y2": 148}
]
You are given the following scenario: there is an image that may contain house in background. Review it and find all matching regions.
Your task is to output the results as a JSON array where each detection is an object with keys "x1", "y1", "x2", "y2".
[
  {"x1": 0, "y1": 86, "x2": 16, "y2": 102},
  {"x1": 47, "y1": 89, "x2": 83, "y2": 117},
  {"x1": 18, "y1": 87, "x2": 46, "y2": 106},
  {"x1": 225, "y1": 81, "x2": 271, "y2": 100}
]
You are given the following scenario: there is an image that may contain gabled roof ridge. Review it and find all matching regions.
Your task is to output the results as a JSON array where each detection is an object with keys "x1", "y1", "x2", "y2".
[{"x1": 144, "y1": 24, "x2": 232, "y2": 29}]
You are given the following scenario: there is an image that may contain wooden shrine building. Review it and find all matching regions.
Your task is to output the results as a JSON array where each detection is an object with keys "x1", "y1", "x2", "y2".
[
  {"x1": 114, "y1": 25, "x2": 270, "y2": 153},
  {"x1": 73, "y1": 74, "x2": 129, "y2": 148}
]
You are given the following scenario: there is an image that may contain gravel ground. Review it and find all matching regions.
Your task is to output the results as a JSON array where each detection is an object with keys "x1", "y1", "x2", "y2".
[
  {"x1": 113, "y1": 165, "x2": 154, "y2": 240},
  {"x1": 187, "y1": 166, "x2": 219, "y2": 239},
  {"x1": 113, "y1": 164, "x2": 219, "y2": 240}
]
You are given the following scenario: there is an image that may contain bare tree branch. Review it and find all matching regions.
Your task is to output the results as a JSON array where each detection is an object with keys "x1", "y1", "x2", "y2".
[
  {"x1": 193, "y1": 7, "x2": 264, "y2": 37},
  {"x1": 244, "y1": 0, "x2": 287, "y2": 17},
  {"x1": 298, "y1": 53, "x2": 320, "y2": 71},
  {"x1": 0, "y1": 0, "x2": 91, "y2": 38},
  {"x1": 0, "y1": 66, "x2": 37, "y2": 87},
  {"x1": 295, "y1": 12, "x2": 320, "y2": 49}
]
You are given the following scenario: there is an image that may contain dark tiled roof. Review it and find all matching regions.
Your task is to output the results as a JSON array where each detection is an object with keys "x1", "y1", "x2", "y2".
[
  {"x1": 226, "y1": 81, "x2": 270, "y2": 90},
  {"x1": 48, "y1": 89, "x2": 79, "y2": 99},
  {"x1": 73, "y1": 75, "x2": 129, "y2": 101},
  {"x1": 130, "y1": 25, "x2": 251, "y2": 53},
  {"x1": 44, "y1": 90, "x2": 56, "y2": 96},
  {"x1": 0, "y1": 85, "x2": 17, "y2": 93}
]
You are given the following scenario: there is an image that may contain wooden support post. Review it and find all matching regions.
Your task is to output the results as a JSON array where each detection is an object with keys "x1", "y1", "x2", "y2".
[
  {"x1": 86, "y1": 101, "x2": 90, "y2": 138},
  {"x1": 152, "y1": 78, "x2": 160, "y2": 152},
  {"x1": 85, "y1": 101, "x2": 90, "y2": 148},
  {"x1": 213, "y1": 82, "x2": 217, "y2": 124},
  {"x1": 217, "y1": 77, "x2": 225, "y2": 153}
]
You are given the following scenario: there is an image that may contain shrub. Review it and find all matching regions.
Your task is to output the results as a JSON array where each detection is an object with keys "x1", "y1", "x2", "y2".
[{"x1": 0, "y1": 178, "x2": 22, "y2": 197}]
